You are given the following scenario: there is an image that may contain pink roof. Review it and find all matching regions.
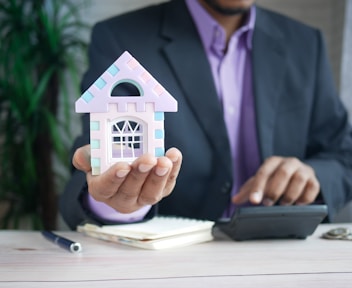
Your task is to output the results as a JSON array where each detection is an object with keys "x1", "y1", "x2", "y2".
[{"x1": 75, "y1": 51, "x2": 177, "y2": 113}]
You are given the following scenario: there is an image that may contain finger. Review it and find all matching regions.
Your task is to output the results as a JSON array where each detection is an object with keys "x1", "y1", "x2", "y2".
[
  {"x1": 232, "y1": 177, "x2": 256, "y2": 204},
  {"x1": 136, "y1": 148, "x2": 182, "y2": 206},
  {"x1": 72, "y1": 145, "x2": 91, "y2": 172},
  {"x1": 264, "y1": 157, "x2": 302, "y2": 205},
  {"x1": 107, "y1": 154, "x2": 157, "y2": 213},
  {"x1": 279, "y1": 167, "x2": 310, "y2": 205},
  {"x1": 137, "y1": 156, "x2": 173, "y2": 206},
  {"x1": 251, "y1": 157, "x2": 284, "y2": 205},
  {"x1": 87, "y1": 161, "x2": 131, "y2": 201},
  {"x1": 295, "y1": 177, "x2": 320, "y2": 205},
  {"x1": 233, "y1": 157, "x2": 282, "y2": 205},
  {"x1": 136, "y1": 147, "x2": 182, "y2": 205},
  {"x1": 163, "y1": 148, "x2": 183, "y2": 197},
  {"x1": 233, "y1": 178, "x2": 264, "y2": 205}
]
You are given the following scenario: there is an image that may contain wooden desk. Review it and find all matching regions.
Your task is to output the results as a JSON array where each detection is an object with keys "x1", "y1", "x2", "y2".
[{"x1": 1, "y1": 224, "x2": 351, "y2": 287}]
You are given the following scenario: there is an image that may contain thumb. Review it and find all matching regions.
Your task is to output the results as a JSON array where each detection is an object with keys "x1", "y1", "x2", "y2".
[
  {"x1": 232, "y1": 177, "x2": 265, "y2": 205},
  {"x1": 72, "y1": 145, "x2": 92, "y2": 173}
]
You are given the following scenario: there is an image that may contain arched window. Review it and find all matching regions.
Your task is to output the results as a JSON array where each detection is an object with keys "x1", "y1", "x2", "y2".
[
  {"x1": 111, "y1": 80, "x2": 143, "y2": 97},
  {"x1": 111, "y1": 119, "x2": 144, "y2": 161}
]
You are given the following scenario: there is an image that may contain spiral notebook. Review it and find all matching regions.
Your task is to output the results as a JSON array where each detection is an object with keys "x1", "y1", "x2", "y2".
[{"x1": 77, "y1": 216, "x2": 215, "y2": 250}]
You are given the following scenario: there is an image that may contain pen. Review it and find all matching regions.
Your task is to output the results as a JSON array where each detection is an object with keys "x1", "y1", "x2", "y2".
[{"x1": 41, "y1": 231, "x2": 82, "y2": 253}]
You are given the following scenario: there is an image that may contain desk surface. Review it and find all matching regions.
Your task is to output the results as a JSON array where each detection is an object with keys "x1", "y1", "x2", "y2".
[{"x1": 1, "y1": 223, "x2": 351, "y2": 287}]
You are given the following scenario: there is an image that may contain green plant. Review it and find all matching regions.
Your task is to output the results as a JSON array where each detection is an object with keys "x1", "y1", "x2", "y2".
[{"x1": 0, "y1": 0, "x2": 89, "y2": 229}]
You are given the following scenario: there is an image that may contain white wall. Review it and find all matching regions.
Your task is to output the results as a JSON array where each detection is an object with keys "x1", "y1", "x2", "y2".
[
  {"x1": 257, "y1": 0, "x2": 345, "y2": 90},
  {"x1": 340, "y1": 0, "x2": 352, "y2": 117},
  {"x1": 82, "y1": 0, "x2": 169, "y2": 35}
]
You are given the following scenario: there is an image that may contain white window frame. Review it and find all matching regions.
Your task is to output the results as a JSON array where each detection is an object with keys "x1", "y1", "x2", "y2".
[{"x1": 110, "y1": 117, "x2": 145, "y2": 163}]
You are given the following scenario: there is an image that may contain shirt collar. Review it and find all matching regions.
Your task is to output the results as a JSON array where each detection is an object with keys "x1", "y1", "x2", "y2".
[{"x1": 185, "y1": 0, "x2": 256, "y2": 54}]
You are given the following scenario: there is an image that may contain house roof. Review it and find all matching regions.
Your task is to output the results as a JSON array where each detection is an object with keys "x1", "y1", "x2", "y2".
[{"x1": 75, "y1": 51, "x2": 178, "y2": 113}]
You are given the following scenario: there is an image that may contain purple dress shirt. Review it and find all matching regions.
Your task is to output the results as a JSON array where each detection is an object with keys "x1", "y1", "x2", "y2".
[
  {"x1": 88, "y1": 0, "x2": 261, "y2": 221},
  {"x1": 186, "y1": 0, "x2": 261, "y2": 216}
]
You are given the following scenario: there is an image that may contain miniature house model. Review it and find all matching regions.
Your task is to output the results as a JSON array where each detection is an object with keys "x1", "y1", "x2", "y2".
[{"x1": 75, "y1": 51, "x2": 177, "y2": 175}]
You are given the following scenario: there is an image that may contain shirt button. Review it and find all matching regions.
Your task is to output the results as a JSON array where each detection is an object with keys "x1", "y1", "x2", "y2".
[{"x1": 227, "y1": 106, "x2": 235, "y2": 115}]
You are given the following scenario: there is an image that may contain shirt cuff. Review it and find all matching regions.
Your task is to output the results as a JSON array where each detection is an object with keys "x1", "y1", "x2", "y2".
[{"x1": 87, "y1": 194, "x2": 152, "y2": 223}]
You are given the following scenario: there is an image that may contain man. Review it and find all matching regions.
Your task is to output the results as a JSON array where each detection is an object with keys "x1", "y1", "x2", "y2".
[{"x1": 60, "y1": 0, "x2": 352, "y2": 230}]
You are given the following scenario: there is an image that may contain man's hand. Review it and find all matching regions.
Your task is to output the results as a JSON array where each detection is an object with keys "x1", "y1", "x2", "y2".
[
  {"x1": 73, "y1": 145, "x2": 182, "y2": 213},
  {"x1": 232, "y1": 156, "x2": 320, "y2": 206}
]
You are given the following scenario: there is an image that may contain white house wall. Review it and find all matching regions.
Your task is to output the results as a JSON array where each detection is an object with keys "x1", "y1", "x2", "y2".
[{"x1": 90, "y1": 102, "x2": 165, "y2": 175}]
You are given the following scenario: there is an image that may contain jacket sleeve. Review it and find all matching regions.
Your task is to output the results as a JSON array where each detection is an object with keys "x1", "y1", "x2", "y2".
[{"x1": 304, "y1": 31, "x2": 352, "y2": 221}]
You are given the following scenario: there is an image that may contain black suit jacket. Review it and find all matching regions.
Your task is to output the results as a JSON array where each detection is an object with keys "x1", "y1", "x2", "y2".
[{"x1": 60, "y1": 0, "x2": 352, "y2": 229}]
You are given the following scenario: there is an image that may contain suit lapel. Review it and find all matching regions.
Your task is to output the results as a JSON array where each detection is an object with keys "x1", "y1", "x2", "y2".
[
  {"x1": 252, "y1": 7, "x2": 287, "y2": 160},
  {"x1": 158, "y1": 3, "x2": 287, "y2": 174},
  {"x1": 160, "y1": 1, "x2": 233, "y2": 175}
]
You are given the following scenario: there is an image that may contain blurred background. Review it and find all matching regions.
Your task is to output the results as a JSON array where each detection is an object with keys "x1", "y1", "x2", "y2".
[{"x1": 0, "y1": 0, "x2": 351, "y2": 230}]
